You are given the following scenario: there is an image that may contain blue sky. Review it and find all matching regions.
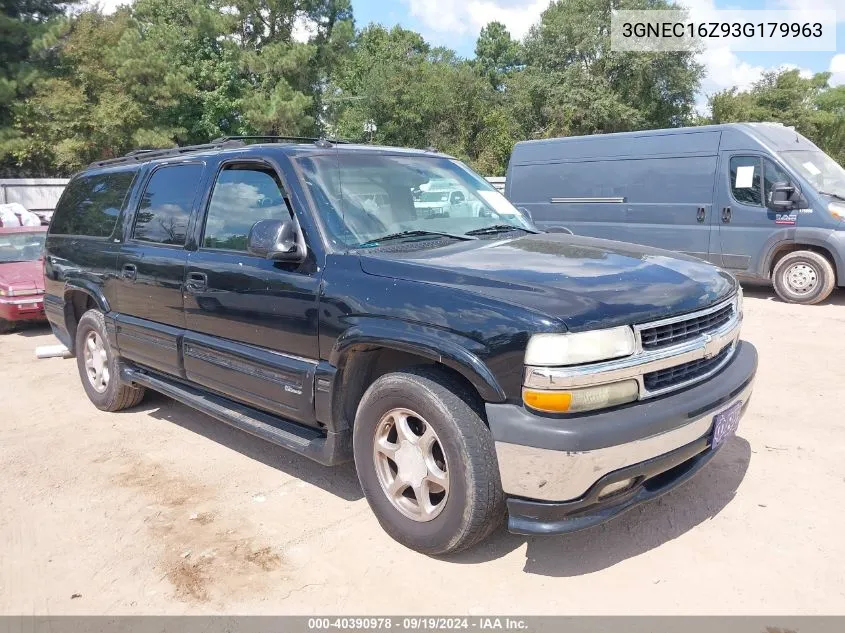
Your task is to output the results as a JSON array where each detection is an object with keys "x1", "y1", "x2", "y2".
[{"x1": 351, "y1": 0, "x2": 845, "y2": 107}]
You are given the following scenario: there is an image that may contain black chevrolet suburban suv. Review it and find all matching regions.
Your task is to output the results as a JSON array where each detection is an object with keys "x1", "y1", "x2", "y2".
[{"x1": 43, "y1": 137, "x2": 758, "y2": 554}]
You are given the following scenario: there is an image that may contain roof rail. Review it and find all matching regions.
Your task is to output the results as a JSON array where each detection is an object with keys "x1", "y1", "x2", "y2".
[
  {"x1": 211, "y1": 135, "x2": 350, "y2": 145},
  {"x1": 88, "y1": 139, "x2": 245, "y2": 169},
  {"x1": 87, "y1": 135, "x2": 351, "y2": 169}
]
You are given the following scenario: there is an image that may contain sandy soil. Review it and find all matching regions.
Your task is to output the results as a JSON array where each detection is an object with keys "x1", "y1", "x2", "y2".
[{"x1": 1, "y1": 287, "x2": 844, "y2": 615}]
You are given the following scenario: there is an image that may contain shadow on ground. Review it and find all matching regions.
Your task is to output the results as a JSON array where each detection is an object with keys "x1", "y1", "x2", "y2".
[
  {"x1": 448, "y1": 436, "x2": 752, "y2": 576},
  {"x1": 741, "y1": 283, "x2": 845, "y2": 306},
  {"x1": 133, "y1": 390, "x2": 364, "y2": 502}
]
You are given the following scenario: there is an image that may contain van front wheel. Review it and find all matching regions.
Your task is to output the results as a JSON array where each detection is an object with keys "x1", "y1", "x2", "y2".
[{"x1": 772, "y1": 250, "x2": 836, "y2": 305}]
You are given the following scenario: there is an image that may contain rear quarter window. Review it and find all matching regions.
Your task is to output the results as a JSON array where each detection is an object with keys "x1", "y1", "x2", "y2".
[{"x1": 50, "y1": 169, "x2": 138, "y2": 237}]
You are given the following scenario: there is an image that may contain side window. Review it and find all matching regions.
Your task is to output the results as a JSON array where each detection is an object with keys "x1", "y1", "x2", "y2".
[
  {"x1": 50, "y1": 170, "x2": 136, "y2": 237},
  {"x1": 729, "y1": 156, "x2": 762, "y2": 206},
  {"x1": 764, "y1": 159, "x2": 793, "y2": 203},
  {"x1": 202, "y1": 165, "x2": 288, "y2": 251},
  {"x1": 132, "y1": 164, "x2": 204, "y2": 246}
]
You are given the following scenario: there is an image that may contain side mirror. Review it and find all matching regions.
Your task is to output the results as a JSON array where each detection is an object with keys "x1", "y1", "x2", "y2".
[
  {"x1": 247, "y1": 218, "x2": 305, "y2": 262},
  {"x1": 768, "y1": 182, "x2": 798, "y2": 210}
]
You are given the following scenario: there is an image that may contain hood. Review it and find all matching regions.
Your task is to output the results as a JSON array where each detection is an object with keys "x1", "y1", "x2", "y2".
[
  {"x1": 0, "y1": 260, "x2": 45, "y2": 294},
  {"x1": 358, "y1": 233, "x2": 737, "y2": 331}
]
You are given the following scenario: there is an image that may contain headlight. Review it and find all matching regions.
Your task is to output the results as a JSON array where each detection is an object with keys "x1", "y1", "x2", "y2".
[
  {"x1": 523, "y1": 380, "x2": 639, "y2": 414},
  {"x1": 829, "y1": 201, "x2": 845, "y2": 221},
  {"x1": 524, "y1": 326, "x2": 636, "y2": 367}
]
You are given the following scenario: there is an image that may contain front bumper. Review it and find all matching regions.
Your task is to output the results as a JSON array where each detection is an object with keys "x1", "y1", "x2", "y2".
[
  {"x1": 0, "y1": 295, "x2": 45, "y2": 323},
  {"x1": 487, "y1": 340, "x2": 757, "y2": 535}
]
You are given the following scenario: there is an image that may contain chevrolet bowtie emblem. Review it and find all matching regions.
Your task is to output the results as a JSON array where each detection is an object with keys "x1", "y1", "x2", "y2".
[{"x1": 702, "y1": 333, "x2": 719, "y2": 359}]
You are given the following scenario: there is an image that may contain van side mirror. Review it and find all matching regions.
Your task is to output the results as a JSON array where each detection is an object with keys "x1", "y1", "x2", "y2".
[
  {"x1": 247, "y1": 218, "x2": 305, "y2": 263},
  {"x1": 768, "y1": 182, "x2": 800, "y2": 210}
]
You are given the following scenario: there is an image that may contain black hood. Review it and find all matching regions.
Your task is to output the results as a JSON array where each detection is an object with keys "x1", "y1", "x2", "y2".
[{"x1": 358, "y1": 233, "x2": 737, "y2": 331}]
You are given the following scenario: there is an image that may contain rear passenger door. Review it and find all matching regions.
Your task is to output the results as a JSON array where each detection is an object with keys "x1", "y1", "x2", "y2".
[
  {"x1": 715, "y1": 153, "x2": 792, "y2": 272},
  {"x1": 113, "y1": 162, "x2": 205, "y2": 377},
  {"x1": 182, "y1": 158, "x2": 321, "y2": 427}
]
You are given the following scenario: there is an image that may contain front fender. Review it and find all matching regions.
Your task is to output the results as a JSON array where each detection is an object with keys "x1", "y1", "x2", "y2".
[
  {"x1": 759, "y1": 227, "x2": 845, "y2": 282},
  {"x1": 330, "y1": 319, "x2": 507, "y2": 403}
]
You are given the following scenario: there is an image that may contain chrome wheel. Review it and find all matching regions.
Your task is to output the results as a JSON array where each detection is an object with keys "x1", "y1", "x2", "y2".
[
  {"x1": 785, "y1": 262, "x2": 818, "y2": 295},
  {"x1": 83, "y1": 330, "x2": 109, "y2": 393},
  {"x1": 372, "y1": 408, "x2": 449, "y2": 522}
]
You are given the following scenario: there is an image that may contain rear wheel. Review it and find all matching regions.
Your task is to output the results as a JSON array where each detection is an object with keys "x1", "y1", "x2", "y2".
[
  {"x1": 75, "y1": 309, "x2": 145, "y2": 411},
  {"x1": 353, "y1": 367, "x2": 504, "y2": 555},
  {"x1": 0, "y1": 319, "x2": 14, "y2": 334},
  {"x1": 772, "y1": 250, "x2": 836, "y2": 305}
]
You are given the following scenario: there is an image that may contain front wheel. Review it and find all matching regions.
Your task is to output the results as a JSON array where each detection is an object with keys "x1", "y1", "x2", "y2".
[
  {"x1": 772, "y1": 250, "x2": 836, "y2": 305},
  {"x1": 353, "y1": 368, "x2": 504, "y2": 555}
]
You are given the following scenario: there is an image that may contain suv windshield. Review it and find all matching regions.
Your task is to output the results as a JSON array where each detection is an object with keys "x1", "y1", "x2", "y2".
[
  {"x1": 296, "y1": 153, "x2": 534, "y2": 249},
  {"x1": 0, "y1": 231, "x2": 46, "y2": 263},
  {"x1": 780, "y1": 150, "x2": 845, "y2": 199}
]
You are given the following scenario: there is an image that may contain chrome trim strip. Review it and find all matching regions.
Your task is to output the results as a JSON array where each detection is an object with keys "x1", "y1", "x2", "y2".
[
  {"x1": 524, "y1": 295, "x2": 740, "y2": 399},
  {"x1": 497, "y1": 378, "x2": 753, "y2": 501},
  {"x1": 550, "y1": 197, "x2": 625, "y2": 204}
]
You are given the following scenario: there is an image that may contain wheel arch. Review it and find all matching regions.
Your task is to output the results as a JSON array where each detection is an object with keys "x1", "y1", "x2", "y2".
[
  {"x1": 62, "y1": 283, "x2": 110, "y2": 354},
  {"x1": 328, "y1": 323, "x2": 505, "y2": 435}
]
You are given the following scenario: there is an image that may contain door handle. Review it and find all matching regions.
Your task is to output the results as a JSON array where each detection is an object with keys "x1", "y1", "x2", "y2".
[
  {"x1": 185, "y1": 271, "x2": 207, "y2": 292},
  {"x1": 121, "y1": 263, "x2": 137, "y2": 281},
  {"x1": 721, "y1": 207, "x2": 732, "y2": 223},
  {"x1": 696, "y1": 207, "x2": 706, "y2": 223}
]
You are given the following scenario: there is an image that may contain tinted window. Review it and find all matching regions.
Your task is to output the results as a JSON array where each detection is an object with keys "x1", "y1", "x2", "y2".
[
  {"x1": 50, "y1": 170, "x2": 136, "y2": 237},
  {"x1": 730, "y1": 156, "x2": 762, "y2": 206},
  {"x1": 132, "y1": 164, "x2": 203, "y2": 245},
  {"x1": 203, "y1": 166, "x2": 287, "y2": 251}
]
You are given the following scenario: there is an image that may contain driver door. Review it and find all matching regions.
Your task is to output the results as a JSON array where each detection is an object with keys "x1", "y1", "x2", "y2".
[
  {"x1": 182, "y1": 157, "x2": 322, "y2": 427},
  {"x1": 715, "y1": 153, "x2": 794, "y2": 272}
]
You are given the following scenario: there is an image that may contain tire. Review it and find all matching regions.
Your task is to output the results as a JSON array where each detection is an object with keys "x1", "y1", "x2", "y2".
[
  {"x1": 74, "y1": 309, "x2": 146, "y2": 411},
  {"x1": 772, "y1": 250, "x2": 836, "y2": 305},
  {"x1": 353, "y1": 367, "x2": 504, "y2": 555},
  {"x1": 0, "y1": 319, "x2": 14, "y2": 334}
]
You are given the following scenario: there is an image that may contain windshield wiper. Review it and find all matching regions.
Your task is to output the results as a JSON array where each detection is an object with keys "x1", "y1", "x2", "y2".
[
  {"x1": 464, "y1": 224, "x2": 539, "y2": 236},
  {"x1": 357, "y1": 230, "x2": 477, "y2": 248},
  {"x1": 817, "y1": 190, "x2": 845, "y2": 202}
]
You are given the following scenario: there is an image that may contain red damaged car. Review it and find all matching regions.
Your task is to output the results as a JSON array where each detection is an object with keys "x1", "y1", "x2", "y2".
[{"x1": 0, "y1": 226, "x2": 48, "y2": 333}]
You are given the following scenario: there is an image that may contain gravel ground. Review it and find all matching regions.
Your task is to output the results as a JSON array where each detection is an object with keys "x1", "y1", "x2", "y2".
[{"x1": 1, "y1": 286, "x2": 844, "y2": 615}]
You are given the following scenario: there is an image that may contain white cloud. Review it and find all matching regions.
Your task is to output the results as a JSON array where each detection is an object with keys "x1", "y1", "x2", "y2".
[
  {"x1": 292, "y1": 14, "x2": 319, "y2": 43},
  {"x1": 403, "y1": 0, "x2": 551, "y2": 42},
  {"x1": 829, "y1": 53, "x2": 845, "y2": 85},
  {"x1": 775, "y1": 0, "x2": 845, "y2": 19},
  {"x1": 83, "y1": 0, "x2": 129, "y2": 14}
]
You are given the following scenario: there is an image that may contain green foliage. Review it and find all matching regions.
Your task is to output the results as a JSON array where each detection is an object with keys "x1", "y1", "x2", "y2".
[
  {"x1": 709, "y1": 69, "x2": 845, "y2": 165},
  {"x1": 18, "y1": 0, "x2": 845, "y2": 179}
]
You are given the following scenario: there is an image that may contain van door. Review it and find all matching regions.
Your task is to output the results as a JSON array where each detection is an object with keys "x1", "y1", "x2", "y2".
[
  {"x1": 617, "y1": 155, "x2": 717, "y2": 261},
  {"x1": 715, "y1": 153, "x2": 792, "y2": 273}
]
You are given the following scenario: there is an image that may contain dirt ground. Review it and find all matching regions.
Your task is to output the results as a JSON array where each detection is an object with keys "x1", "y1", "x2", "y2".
[{"x1": 1, "y1": 286, "x2": 844, "y2": 615}]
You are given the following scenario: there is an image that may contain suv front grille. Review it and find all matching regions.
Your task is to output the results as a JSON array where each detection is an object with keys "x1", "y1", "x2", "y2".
[
  {"x1": 640, "y1": 303, "x2": 734, "y2": 350},
  {"x1": 643, "y1": 344, "x2": 733, "y2": 392}
]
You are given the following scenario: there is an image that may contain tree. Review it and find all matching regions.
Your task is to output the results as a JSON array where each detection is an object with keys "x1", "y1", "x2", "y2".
[
  {"x1": 709, "y1": 69, "x2": 845, "y2": 165},
  {"x1": 512, "y1": 0, "x2": 702, "y2": 139},
  {"x1": 474, "y1": 21, "x2": 521, "y2": 90}
]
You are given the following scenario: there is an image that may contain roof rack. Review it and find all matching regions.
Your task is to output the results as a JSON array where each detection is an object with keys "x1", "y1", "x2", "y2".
[
  {"x1": 88, "y1": 135, "x2": 350, "y2": 169},
  {"x1": 88, "y1": 139, "x2": 245, "y2": 169},
  {"x1": 211, "y1": 135, "x2": 350, "y2": 145}
]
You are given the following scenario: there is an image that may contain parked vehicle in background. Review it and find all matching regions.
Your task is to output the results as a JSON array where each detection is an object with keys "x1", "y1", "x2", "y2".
[
  {"x1": 0, "y1": 226, "x2": 47, "y2": 332},
  {"x1": 507, "y1": 122, "x2": 845, "y2": 305},
  {"x1": 0, "y1": 203, "x2": 42, "y2": 228},
  {"x1": 44, "y1": 137, "x2": 756, "y2": 554}
]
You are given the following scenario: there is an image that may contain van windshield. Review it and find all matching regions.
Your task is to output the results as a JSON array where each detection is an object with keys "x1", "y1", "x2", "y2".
[
  {"x1": 780, "y1": 150, "x2": 845, "y2": 199},
  {"x1": 295, "y1": 154, "x2": 535, "y2": 249}
]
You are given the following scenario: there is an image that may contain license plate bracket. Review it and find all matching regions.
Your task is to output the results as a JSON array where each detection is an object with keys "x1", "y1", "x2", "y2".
[{"x1": 711, "y1": 400, "x2": 742, "y2": 449}]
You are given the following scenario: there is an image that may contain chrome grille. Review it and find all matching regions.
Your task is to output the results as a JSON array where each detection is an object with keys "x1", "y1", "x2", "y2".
[
  {"x1": 643, "y1": 344, "x2": 733, "y2": 392},
  {"x1": 640, "y1": 303, "x2": 734, "y2": 350}
]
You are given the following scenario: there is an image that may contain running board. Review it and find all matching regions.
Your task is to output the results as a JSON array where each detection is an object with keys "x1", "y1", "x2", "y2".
[{"x1": 121, "y1": 366, "x2": 351, "y2": 466}]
